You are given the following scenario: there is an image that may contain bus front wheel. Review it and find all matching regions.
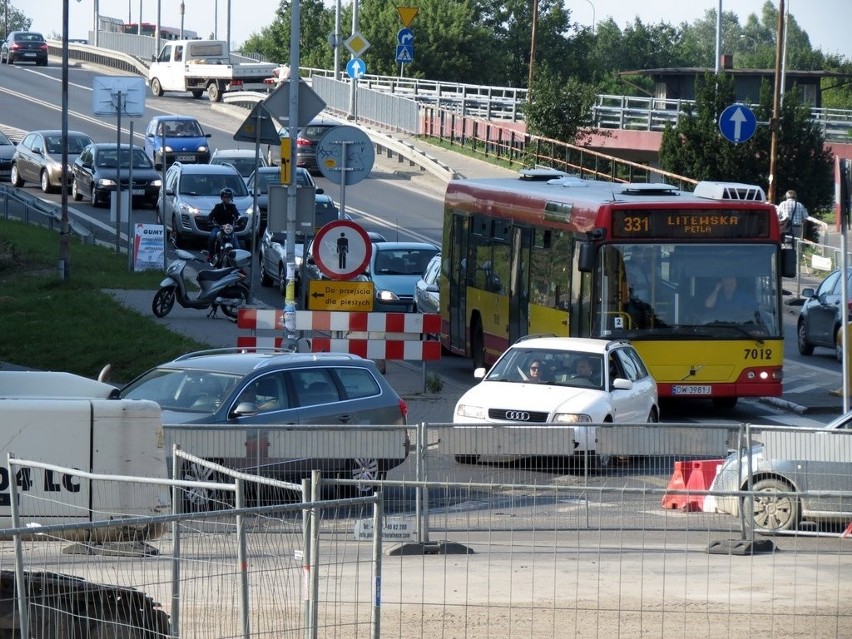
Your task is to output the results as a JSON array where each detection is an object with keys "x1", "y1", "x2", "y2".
[{"x1": 470, "y1": 319, "x2": 485, "y2": 371}]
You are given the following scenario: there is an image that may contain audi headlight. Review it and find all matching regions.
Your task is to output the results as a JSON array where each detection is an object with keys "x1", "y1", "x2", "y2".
[
  {"x1": 96, "y1": 178, "x2": 116, "y2": 187},
  {"x1": 455, "y1": 403, "x2": 486, "y2": 419},
  {"x1": 163, "y1": 145, "x2": 173, "y2": 153},
  {"x1": 151, "y1": 179, "x2": 162, "y2": 187},
  {"x1": 198, "y1": 145, "x2": 208, "y2": 153},
  {"x1": 552, "y1": 413, "x2": 593, "y2": 424},
  {"x1": 376, "y1": 289, "x2": 400, "y2": 302}
]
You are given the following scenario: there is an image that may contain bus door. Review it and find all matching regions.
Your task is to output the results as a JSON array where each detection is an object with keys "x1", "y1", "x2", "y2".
[
  {"x1": 448, "y1": 214, "x2": 469, "y2": 351},
  {"x1": 508, "y1": 227, "x2": 532, "y2": 344}
]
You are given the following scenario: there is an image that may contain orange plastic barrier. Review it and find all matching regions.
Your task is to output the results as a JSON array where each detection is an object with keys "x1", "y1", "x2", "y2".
[{"x1": 661, "y1": 459, "x2": 724, "y2": 512}]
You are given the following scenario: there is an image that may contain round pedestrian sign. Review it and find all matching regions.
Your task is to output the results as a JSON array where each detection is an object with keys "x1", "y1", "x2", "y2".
[{"x1": 312, "y1": 220, "x2": 373, "y2": 281}]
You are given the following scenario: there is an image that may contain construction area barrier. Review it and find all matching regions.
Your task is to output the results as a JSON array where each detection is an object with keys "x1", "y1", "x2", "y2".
[
  {"x1": 237, "y1": 309, "x2": 441, "y2": 360},
  {"x1": 661, "y1": 459, "x2": 724, "y2": 512}
]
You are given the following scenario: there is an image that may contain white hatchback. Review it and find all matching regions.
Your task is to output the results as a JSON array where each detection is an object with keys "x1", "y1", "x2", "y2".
[{"x1": 453, "y1": 336, "x2": 659, "y2": 463}]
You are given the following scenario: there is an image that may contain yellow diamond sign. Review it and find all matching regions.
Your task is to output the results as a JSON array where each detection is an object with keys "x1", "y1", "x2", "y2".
[{"x1": 344, "y1": 32, "x2": 371, "y2": 57}]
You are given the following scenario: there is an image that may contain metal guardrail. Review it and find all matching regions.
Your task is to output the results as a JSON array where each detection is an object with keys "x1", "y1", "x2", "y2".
[
  {"x1": 592, "y1": 94, "x2": 852, "y2": 142},
  {"x1": 0, "y1": 185, "x2": 94, "y2": 243}
]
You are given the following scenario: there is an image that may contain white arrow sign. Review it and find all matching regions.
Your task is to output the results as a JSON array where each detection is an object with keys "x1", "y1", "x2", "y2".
[{"x1": 729, "y1": 107, "x2": 748, "y2": 142}]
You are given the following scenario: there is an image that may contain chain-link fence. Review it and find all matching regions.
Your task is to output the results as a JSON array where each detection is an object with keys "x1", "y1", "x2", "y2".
[{"x1": 2, "y1": 420, "x2": 850, "y2": 637}]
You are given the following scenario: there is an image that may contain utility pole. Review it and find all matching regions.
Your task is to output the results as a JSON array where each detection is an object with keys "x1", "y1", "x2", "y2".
[
  {"x1": 767, "y1": 0, "x2": 786, "y2": 204},
  {"x1": 527, "y1": 0, "x2": 539, "y2": 91}
]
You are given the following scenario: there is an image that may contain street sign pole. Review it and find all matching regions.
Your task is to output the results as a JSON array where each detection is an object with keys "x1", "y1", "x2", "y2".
[
  {"x1": 348, "y1": 0, "x2": 359, "y2": 119},
  {"x1": 338, "y1": 140, "x2": 348, "y2": 220},
  {"x1": 285, "y1": 0, "x2": 302, "y2": 349}
]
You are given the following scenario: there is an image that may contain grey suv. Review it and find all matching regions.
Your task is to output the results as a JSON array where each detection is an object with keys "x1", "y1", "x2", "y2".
[
  {"x1": 119, "y1": 349, "x2": 409, "y2": 507},
  {"x1": 158, "y1": 162, "x2": 253, "y2": 247}
]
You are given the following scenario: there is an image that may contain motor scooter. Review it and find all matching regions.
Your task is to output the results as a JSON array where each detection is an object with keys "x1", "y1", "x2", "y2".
[
  {"x1": 152, "y1": 248, "x2": 251, "y2": 320},
  {"x1": 208, "y1": 219, "x2": 247, "y2": 269}
]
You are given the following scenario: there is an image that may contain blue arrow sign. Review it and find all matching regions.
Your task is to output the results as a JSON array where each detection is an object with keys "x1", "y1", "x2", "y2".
[
  {"x1": 397, "y1": 28, "x2": 414, "y2": 45},
  {"x1": 719, "y1": 103, "x2": 757, "y2": 143},
  {"x1": 396, "y1": 45, "x2": 414, "y2": 64},
  {"x1": 346, "y1": 58, "x2": 366, "y2": 79}
]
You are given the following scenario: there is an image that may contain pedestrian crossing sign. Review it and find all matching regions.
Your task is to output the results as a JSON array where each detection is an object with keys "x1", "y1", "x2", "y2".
[{"x1": 396, "y1": 45, "x2": 414, "y2": 64}]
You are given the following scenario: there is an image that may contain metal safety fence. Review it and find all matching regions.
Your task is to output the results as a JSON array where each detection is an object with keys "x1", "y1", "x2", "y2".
[{"x1": 1, "y1": 420, "x2": 850, "y2": 637}]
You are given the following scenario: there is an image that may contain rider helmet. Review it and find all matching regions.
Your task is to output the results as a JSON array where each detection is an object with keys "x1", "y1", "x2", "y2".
[{"x1": 220, "y1": 187, "x2": 234, "y2": 200}]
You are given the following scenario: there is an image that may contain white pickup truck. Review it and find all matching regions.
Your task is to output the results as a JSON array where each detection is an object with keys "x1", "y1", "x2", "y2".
[{"x1": 148, "y1": 39, "x2": 278, "y2": 102}]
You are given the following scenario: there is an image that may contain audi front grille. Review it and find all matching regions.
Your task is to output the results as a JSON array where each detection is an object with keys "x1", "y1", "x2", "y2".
[{"x1": 488, "y1": 409, "x2": 550, "y2": 423}]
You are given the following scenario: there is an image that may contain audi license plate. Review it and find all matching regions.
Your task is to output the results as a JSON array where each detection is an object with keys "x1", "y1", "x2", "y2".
[
  {"x1": 23, "y1": 52, "x2": 36, "y2": 57},
  {"x1": 132, "y1": 189, "x2": 144, "y2": 195},
  {"x1": 672, "y1": 385, "x2": 712, "y2": 396},
  {"x1": 176, "y1": 154, "x2": 194, "y2": 161}
]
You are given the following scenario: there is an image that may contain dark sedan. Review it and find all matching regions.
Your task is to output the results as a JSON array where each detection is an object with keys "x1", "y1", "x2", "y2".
[
  {"x1": 11, "y1": 130, "x2": 93, "y2": 193},
  {"x1": 0, "y1": 131, "x2": 16, "y2": 181},
  {"x1": 1, "y1": 31, "x2": 48, "y2": 66},
  {"x1": 797, "y1": 267, "x2": 852, "y2": 361},
  {"x1": 72, "y1": 143, "x2": 163, "y2": 208},
  {"x1": 245, "y1": 166, "x2": 321, "y2": 239}
]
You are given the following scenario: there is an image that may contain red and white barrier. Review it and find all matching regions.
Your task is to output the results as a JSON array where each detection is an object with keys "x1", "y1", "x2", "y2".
[{"x1": 236, "y1": 309, "x2": 441, "y2": 361}]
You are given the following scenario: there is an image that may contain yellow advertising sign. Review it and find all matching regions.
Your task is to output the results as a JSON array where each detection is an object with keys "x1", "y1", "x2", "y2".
[
  {"x1": 397, "y1": 6, "x2": 419, "y2": 28},
  {"x1": 280, "y1": 139, "x2": 291, "y2": 183},
  {"x1": 308, "y1": 280, "x2": 375, "y2": 311}
]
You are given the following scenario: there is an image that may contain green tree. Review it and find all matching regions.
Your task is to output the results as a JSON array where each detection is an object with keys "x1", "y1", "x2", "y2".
[
  {"x1": 525, "y1": 68, "x2": 597, "y2": 145},
  {"x1": 355, "y1": 0, "x2": 499, "y2": 83},
  {"x1": 240, "y1": 0, "x2": 334, "y2": 68},
  {"x1": 1, "y1": 2, "x2": 32, "y2": 39},
  {"x1": 659, "y1": 73, "x2": 834, "y2": 213}
]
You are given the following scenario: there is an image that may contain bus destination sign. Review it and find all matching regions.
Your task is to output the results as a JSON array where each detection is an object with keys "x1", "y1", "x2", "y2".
[{"x1": 611, "y1": 209, "x2": 770, "y2": 239}]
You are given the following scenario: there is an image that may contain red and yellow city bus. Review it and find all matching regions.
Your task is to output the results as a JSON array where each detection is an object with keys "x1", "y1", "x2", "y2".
[{"x1": 439, "y1": 170, "x2": 796, "y2": 406}]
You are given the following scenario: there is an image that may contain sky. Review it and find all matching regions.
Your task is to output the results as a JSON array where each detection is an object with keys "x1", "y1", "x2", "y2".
[{"x1": 19, "y1": 0, "x2": 851, "y2": 60}]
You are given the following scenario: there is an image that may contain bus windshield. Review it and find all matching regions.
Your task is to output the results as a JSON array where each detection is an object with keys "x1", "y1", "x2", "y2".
[{"x1": 595, "y1": 243, "x2": 781, "y2": 339}]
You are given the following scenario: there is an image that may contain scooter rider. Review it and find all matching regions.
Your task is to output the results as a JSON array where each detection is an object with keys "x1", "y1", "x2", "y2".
[{"x1": 207, "y1": 187, "x2": 242, "y2": 263}]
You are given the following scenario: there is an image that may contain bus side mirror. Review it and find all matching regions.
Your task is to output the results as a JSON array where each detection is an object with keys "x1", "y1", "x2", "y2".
[
  {"x1": 578, "y1": 242, "x2": 595, "y2": 273},
  {"x1": 781, "y1": 246, "x2": 796, "y2": 278}
]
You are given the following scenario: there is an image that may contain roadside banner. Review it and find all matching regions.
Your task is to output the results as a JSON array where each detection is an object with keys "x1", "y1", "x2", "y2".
[{"x1": 133, "y1": 224, "x2": 165, "y2": 271}]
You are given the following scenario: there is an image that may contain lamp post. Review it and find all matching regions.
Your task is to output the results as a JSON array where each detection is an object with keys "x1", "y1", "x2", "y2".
[
  {"x1": 584, "y1": 0, "x2": 595, "y2": 34},
  {"x1": 767, "y1": 0, "x2": 786, "y2": 204},
  {"x1": 179, "y1": 0, "x2": 185, "y2": 39}
]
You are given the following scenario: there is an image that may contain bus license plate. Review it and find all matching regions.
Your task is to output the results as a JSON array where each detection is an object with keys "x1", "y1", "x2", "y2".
[
  {"x1": 176, "y1": 154, "x2": 194, "y2": 161},
  {"x1": 672, "y1": 385, "x2": 712, "y2": 395}
]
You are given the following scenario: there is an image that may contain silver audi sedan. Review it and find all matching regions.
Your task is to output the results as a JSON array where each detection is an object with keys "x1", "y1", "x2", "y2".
[{"x1": 11, "y1": 130, "x2": 93, "y2": 193}]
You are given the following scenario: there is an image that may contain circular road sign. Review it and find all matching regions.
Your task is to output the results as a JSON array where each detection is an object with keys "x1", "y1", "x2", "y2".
[
  {"x1": 718, "y1": 103, "x2": 757, "y2": 143},
  {"x1": 316, "y1": 125, "x2": 375, "y2": 185},
  {"x1": 312, "y1": 219, "x2": 373, "y2": 281}
]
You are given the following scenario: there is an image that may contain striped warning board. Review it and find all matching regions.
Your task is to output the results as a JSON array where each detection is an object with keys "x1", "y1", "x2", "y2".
[
  {"x1": 237, "y1": 308, "x2": 284, "y2": 331},
  {"x1": 237, "y1": 309, "x2": 440, "y2": 333},
  {"x1": 236, "y1": 309, "x2": 441, "y2": 361},
  {"x1": 295, "y1": 310, "x2": 440, "y2": 333},
  {"x1": 311, "y1": 338, "x2": 440, "y2": 360}
]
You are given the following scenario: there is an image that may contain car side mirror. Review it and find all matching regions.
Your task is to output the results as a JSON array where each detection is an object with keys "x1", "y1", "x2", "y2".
[
  {"x1": 801, "y1": 287, "x2": 815, "y2": 298},
  {"x1": 612, "y1": 378, "x2": 633, "y2": 391},
  {"x1": 231, "y1": 401, "x2": 258, "y2": 417},
  {"x1": 315, "y1": 187, "x2": 324, "y2": 194},
  {"x1": 426, "y1": 284, "x2": 438, "y2": 293}
]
